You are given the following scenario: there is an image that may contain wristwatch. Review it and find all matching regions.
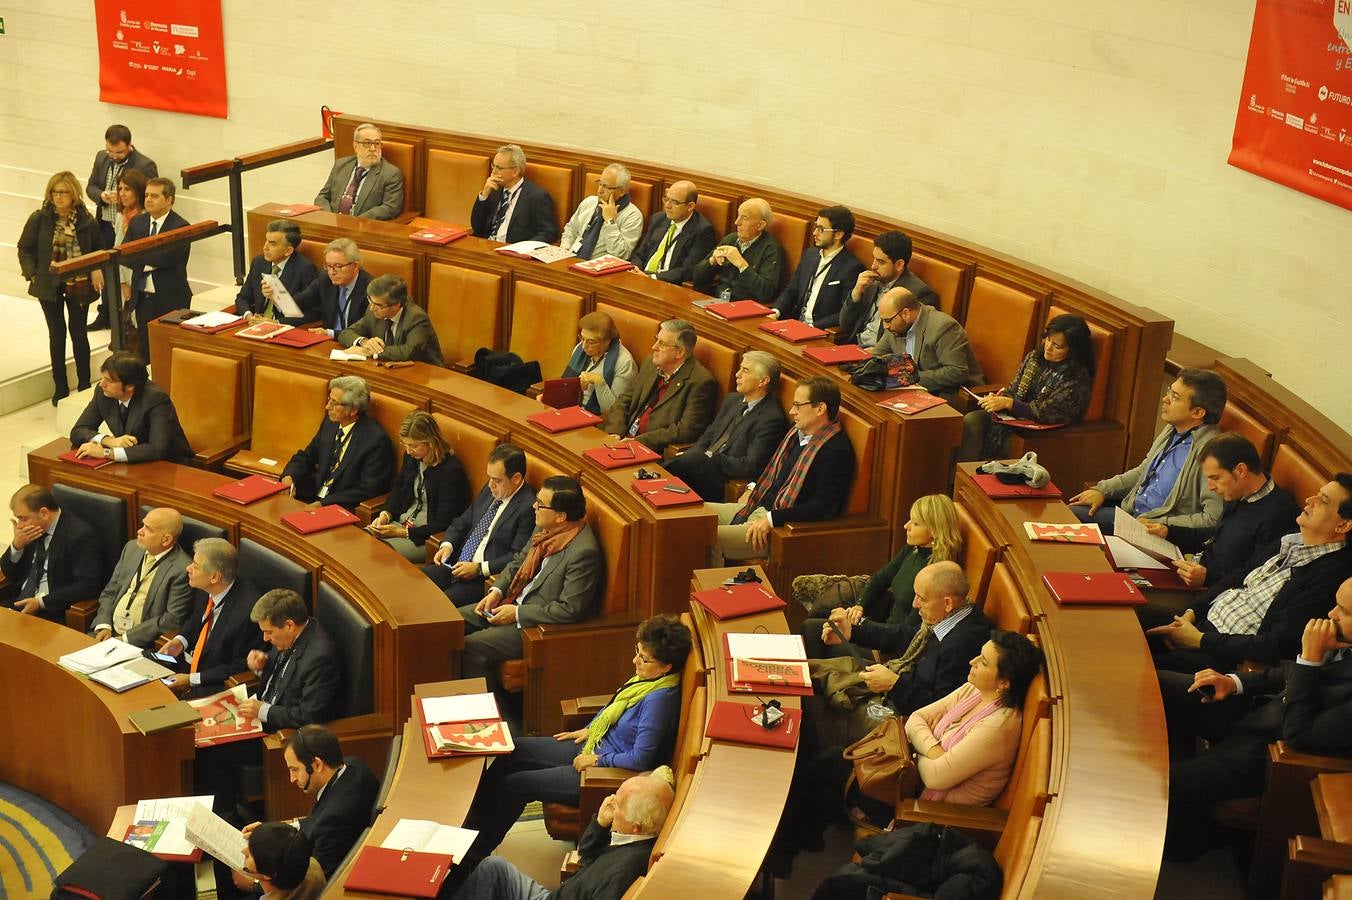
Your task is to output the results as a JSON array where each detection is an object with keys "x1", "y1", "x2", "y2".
[{"x1": 103, "y1": 447, "x2": 113, "y2": 460}]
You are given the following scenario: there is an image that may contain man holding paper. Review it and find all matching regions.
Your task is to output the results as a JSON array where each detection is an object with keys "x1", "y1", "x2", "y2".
[{"x1": 234, "y1": 220, "x2": 318, "y2": 324}]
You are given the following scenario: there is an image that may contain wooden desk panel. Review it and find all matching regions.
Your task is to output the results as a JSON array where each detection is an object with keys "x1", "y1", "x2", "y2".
[{"x1": 0, "y1": 610, "x2": 193, "y2": 834}]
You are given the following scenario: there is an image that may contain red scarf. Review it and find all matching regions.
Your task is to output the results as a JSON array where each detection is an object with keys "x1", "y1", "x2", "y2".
[
  {"x1": 733, "y1": 420, "x2": 842, "y2": 524},
  {"x1": 502, "y1": 520, "x2": 585, "y2": 604}
]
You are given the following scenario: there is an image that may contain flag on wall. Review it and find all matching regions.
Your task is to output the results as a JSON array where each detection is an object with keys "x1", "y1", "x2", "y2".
[
  {"x1": 1228, "y1": 0, "x2": 1352, "y2": 212},
  {"x1": 94, "y1": 0, "x2": 227, "y2": 119}
]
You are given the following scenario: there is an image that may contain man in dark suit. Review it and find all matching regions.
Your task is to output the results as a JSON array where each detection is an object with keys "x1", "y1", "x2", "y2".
[
  {"x1": 163, "y1": 538, "x2": 266, "y2": 699},
  {"x1": 294, "y1": 237, "x2": 372, "y2": 336},
  {"x1": 236, "y1": 589, "x2": 343, "y2": 732},
  {"x1": 2, "y1": 485, "x2": 103, "y2": 622},
  {"x1": 691, "y1": 198, "x2": 786, "y2": 301},
  {"x1": 70, "y1": 352, "x2": 193, "y2": 463},
  {"x1": 835, "y1": 230, "x2": 939, "y2": 348},
  {"x1": 769, "y1": 205, "x2": 866, "y2": 328},
  {"x1": 872, "y1": 287, "x2": 984, "y2": 400},
  {"x1": 281, "y1": 375, "x2": 395, "y2": 510},
  {"x1": 314, "y1": 124, "x2": 405, "y2": 220},
  {"x1": 424, "y1": 444, "x2": 537, "y2": 605},
  {"x1": 665, "y1": 350, "x2": 788, "y2": 501},
  {"x1": 601, "y1": 318, "x2": 719, "y2": 453},
  {"x1": 86, "y1": 124, "x2": 158, "y2": 329},
  {"x1": 233, "y1": 220, "x2": 319, "y2": 322},
  {"x1": 458, "y1": 476, "x2": 603, "y2": 688},
  {"x1": 124, "y1": 176, "x2": 192, "y2": 358},
  {"x1": 337, "y1": 274, "x2": 445, "y2": 366},
  {"x1": 91, "y1": 507, "x2": 193, "y2": 646},
  {"x1": 629, "y1": 179, "x2": 718, "y2": 284},
  {"x1": 470, "y1": 144, "x2": 559, "y2": 243}
]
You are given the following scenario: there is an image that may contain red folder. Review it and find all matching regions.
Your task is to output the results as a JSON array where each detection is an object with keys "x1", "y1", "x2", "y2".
[
  {"x1": 268, "y1": 328, "x2": 330, "y2": 348},
  {"x1": 272, "y1": 203, "x2": 321, "y2": 217},
  {"x1": 992, "y1": 415, "x2": 1068, "y2": 431},
  {"x1": 704, "y1": 700, "x2": 801, "y2": 749},
  {"x1": 409, "y1": 225, "x2": 469, "y2": 245},
  {"x1": 419, "y1": 720, "x2": 515, "y2": 759},
  {"x1": 525, "y1": 405, "x2": 603, "y2": 433},
  {"x1": 122, "y1": 824, "x2": 203, "y2": 863},
  {"x1": 970, "y1": 473, "x2": 1063, "y2": 499},
  {"x1": 179, "y1": 317, "x2": 241, "y2": 334},
  {"x1": 704, "y1": 300, "x2": 773, "y2": 320},
  {"x1": 803, "y1": 344, "x2": 871, "y2": 365},
  {"x1": 758, "y1": 320, "x2": 829, "y2": 342},
  {"x1": 877, "y1": 392, "x2": 947, "y2": 415},
  {"x1": 213, "y1": 475, "x2": 290, "y2": 505},
  {"x1": 630, "y1": 477, "x2": 703, "y2": 508},
  {"x1": 280, "y1": 505, "x2": 361, "y2": 534},
  {"x1": 540, "y1": 378, "x2": 582, "y2": 410},
  {"x1": 58, "y1": 449, "x2": 111, "y2": 469},
  {"x1": 569, "y1": 254, "x2": 635, "y2": 276},
  {"x1": 691, "y1": 582, "x2": 786, "y2": 620},
  {"x1": 725, "y1": 658, "x2": 813, "y2": 697},
  {"x1": 344, "y1": 846, "x2": 453, "y2": 898},
  {"x1": 583, "y1": 441, "x2": 661, "y2": 470},
  {"x1": 1041, "y1": 571, "x2": 1146, "y2": 606}
]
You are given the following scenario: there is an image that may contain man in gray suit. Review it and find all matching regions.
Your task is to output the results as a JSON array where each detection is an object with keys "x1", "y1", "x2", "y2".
[
  {"x1": 872, "y1": 287, "x2": 984, "y2": 400},
  {"x1": 337, "y1": 274, "x2": 445, "y2": 366},
  {"x1": 457, "y1": 476, "x2": 603, "y2": 689},
  {"x1": 92, "y1": 507, "x2": 193, "y2": 646},
  {"x1": 314, "y1": 123, "x2": 405, "y2": 220}
]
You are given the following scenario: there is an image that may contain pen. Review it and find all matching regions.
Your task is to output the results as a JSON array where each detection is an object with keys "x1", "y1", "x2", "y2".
[{"x1": 104, "y1": 642, "x2": 120, "y2": 655}]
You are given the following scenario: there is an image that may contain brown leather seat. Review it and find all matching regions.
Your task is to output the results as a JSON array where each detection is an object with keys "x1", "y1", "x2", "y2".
[
  {"x1": 981, "y1": 561, "x2": 1033, "y2": 635},
  {"x1": 584, "y1": 170, "x2": 654, "y2": 222},
  {"x1": 424, "y1": 148, "x2": 491, "y2": 223},
  {"x1": 224, "y1": 366, "x2": 330, "y2": 478},
  {"x1": 765, "y1": 211, "x2": 810, "y2": 290},
  {"x1": 430, "y1": 413, "x2": 502, "y2": 495},
  {"x1": 910, "y1": 252, "x2": 973, "y2": 319},
  {"x1": 963, "y1": 275, "x2": 1042, "y2": 388},
  {"x1": 361, "y1": 248, "x2": 420, "y2": 301},
  {"x1": 525, "y1": 161, "x2": 576, "y2": 237},
  {"x1": 694, "y1": 192, "x2": 735, "y2": 238},
  {"x1": 1219, "y1": 402, "x2": 1277, "y2": 466},
  {"x1": 595, "y1": 302, "x2": 659, "y2": 366},
  {"x1": 509, "y1": 282, "x2": 584, "y2": 378},
  {"x1": 366, "y1": 392, "x2": 421, "y2": 461},
  {"x1": 1270, "y1": 443, "x2": 1324, "y2": 507},
  {"x1": 426, "y1": 261, "x2": 504, "y2": 367},
  {"x1": 955, "y1": 501, "x2": 1001, "y2": 607},
  {"x1": 379, "y1": 138, "x2": 423, "y2": 220},
  {"x1": 168, "y1": 347, "x2": 245, "y2": 469}
]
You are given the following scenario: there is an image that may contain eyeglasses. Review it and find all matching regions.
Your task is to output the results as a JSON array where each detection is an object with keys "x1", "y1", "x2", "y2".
[
  {"x1": 491, "y1": 163, "x2": 519, "y2": 172},
  {"x1": 790, "y1": 400, "x2": 818, "y2": 409},
  {"x1": 663, "y1": 196, "x2": 692, "y2": 206},
  {"x1": 354, "y1": 139, "x2": 383, "y2": 149},
  {"x1": 811, "y1": 224, "x2": 837, "y2": 233},
  {"x1": 634, "y1": 644, "x2": 657, "y2": 664},
  {"x1": 881, "y1": 309, "x2": 904, "y2": 324},
  {"x1": 654, "y1": 340, "x2": 679, "y2": 350},
  {"x1": 532, "y1": 500, "x2": 558, "y2": 511},
  {"x1": 325, "y1": 262, "x2": 356, "y2": 272},
  {"x1": 598, "y1": 182, "x2": 622, "y2": 191},
  {"x1": 580, "y1": 334, "x2": 607, "y2": 346}
]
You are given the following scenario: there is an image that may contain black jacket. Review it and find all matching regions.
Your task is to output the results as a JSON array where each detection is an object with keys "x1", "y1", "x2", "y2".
[
  {"x1": 257, "y1": 619, "x2": 343, "y2": 732},
  {"x1": 181, "y1": 579, "x2": 267, "y2": 696},
  {"x1": 666, "y1": 393, "x2": 788, "y2": 501},
  {"x1": 124, "y1": 209, "x2": 193, "y2": 311},
  {"x1": 628, "y1": 210, "x2": 719, "y2": 284},
  {"x1": 17, "y1": 206, "x2": 106, "y2": 302},
  {"x1": 470, "y1": 178, "x2": 559, "y2": 244},
  {"x1": 0, "y1": 511, "x2": 103, "y2": 620},
  {"x1": 234, "y1": 252, "x2": 320, "y2": 322},
  {"x1": 439, "y1": 483, "x2": 538, "y2": 576},
  {"x1": 85, "y1": 146, "x2": 158, "y2": 216},
  {"x1": 300, "y1": 755, "x2": 380, "y2": 877},
  {"x1": 556, "y1": 816, "x2": 657, "y2": 900},
  {"x1": 754, "y1": 429, "x2": 855, "y2": 525},
  {"x1": 1170, "y1": 482, "x2": 1300, "y2": 590},
  {"x1": 379, "y1": 453, "x2": 470, "y2": 545},
  {"x1": 283, "y1": 414, "x2": 395, "y2": 510},
  {"x1": 836, "y1": 269, "x2": 938, "y2": 346},
  {"x1": 773, "y1": 247, "x2": 867, "y2": 328},
  {"x1": 852, "y1": 607, "x2": 993, "y2": 716},
  {"x1": 69, "y1": 381, "x2": 193, "y2": 463},
  {"x1": 294, "y1": 268, "x2": 372, "y2": 333}
]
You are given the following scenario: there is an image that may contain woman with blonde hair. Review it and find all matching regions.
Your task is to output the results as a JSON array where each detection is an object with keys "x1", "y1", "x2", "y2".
[
  {"x1": 368, "y1": 411, "x2": 469, "y2": 561},
  {"x1": 17, "y1": 170, "x2": 106, "y2": 404},
  {"x1": 798, "y1": 493, "x2": 962, "y2": 659}
]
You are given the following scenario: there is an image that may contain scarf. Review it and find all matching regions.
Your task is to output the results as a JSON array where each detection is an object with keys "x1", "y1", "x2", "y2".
[
  {"x1": 501, "y1": 519, "x2": 586, "y2": 605},
  {"x1": 563, "y1": 339, "x2": 620, "y2": 414},
  {"x1": 51, "y1": 210, "x2": 85, "y2": 290},
  {"x1": 578, "y1": 194, "x2": 631, "y2": 259},
  {"x1": 918, "y1": 690, "x2": 1006, "y2": 801},
  {"x1": 883, "y1": 623, "x2": 932, "y2": 676},
  {"x1": 581, "y1": 672, "x2": 679, "y2": 755},
  {"x1": 733, "y1": 420, "x2": 842, "y2": 524}
]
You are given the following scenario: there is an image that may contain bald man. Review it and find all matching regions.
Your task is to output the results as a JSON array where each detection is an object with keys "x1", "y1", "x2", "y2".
[
  {"x1": 92, "y1": 507, "x2": 194, "y2": 646},
  {"x1": 691, "y1": 197, "x2": 786, "y2": 302},
  {"x1": 629, "y1": 179, "x2": 719, "y2": 284},
  {"x1": 872, "y1": 286, "x2": 984, "y2": 400}
]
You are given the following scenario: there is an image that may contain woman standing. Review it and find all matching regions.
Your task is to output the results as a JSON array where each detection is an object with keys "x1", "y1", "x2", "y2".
[
  {"x1": 17, "y1": 171, "x2": 106, "y2": 404},
  {"x1": 367, "y1": 411, "x2": 469, "y2": 562},
  {"x1": 112, "y1": 169, "x2": 147, "y2": 355}
]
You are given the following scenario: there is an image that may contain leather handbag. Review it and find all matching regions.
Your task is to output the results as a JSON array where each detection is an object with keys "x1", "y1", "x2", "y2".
[{"x1": 842, "y1": 716, "x2": 920, "y2": 806}]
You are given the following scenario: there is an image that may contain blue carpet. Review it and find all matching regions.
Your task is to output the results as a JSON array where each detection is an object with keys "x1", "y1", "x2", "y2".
[{"x1": 0, "y1": 782, "x2": 95, "y2": 900}]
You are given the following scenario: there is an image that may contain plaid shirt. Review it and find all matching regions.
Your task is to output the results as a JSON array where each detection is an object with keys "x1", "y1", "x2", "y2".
[{"x1": 1208, "y1": 533, "x2": 1345, "y2": 635}]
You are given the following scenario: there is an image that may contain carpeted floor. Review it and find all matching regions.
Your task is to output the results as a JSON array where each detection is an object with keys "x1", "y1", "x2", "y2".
[{"x1": 0, "y1": 782, "x2": 95, "y2": 900}]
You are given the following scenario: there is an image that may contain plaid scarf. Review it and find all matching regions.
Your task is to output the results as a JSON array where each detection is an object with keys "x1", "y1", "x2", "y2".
[
  {"x1": 501, "y1": 519, "x2": 586, "y2": 604},
  {"x1": 733, "y1": 420, "x2": 842, "y2": 524},
  {"x1": 50, "y1": 211, "x2": 86, "y2": 291},
  {"x1": 884, "y1": 623, "x2": 932, "y2": 676}
]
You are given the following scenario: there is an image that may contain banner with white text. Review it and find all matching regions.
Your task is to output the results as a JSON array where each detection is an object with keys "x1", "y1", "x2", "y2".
[
  {"x1": 94, "y1": 0, "x2": 227, "y2": 119},
  {"x1": 1229, "y1": 0, "x2": 1352, "y2": 211}
]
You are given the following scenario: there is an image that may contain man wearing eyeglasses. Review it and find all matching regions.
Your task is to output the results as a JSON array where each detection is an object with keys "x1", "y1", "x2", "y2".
[
  {"x1": 602, "y1": 319, "x2": 718, "y2": 453},
  {"x1": 560, "y1": 163, "x2": 645, "y2": 260},
  {"x1": 294, "y1": 238, "x2": 372, "y2": 337},
  {"x1": 769, "y1": 205, "x2": 866, "y2": 328},
  {"x1": 234, "y1": 220, "x2": 319, "y2": 324},
  {"x1": 871, "y1": 287, "x2": 984, "y2": 400},
  {"x1": 337, "y1": 274, "x2": 445, "y2": 366},
  {"x1": 629, "y1": 179, "x2": 718, "y2": 283},
  {"x1": 314, "y1": 123, "x2": 405, "y2": 220},
  {"x1": 470, "y1": 143, "x2": 560, "y2": 243}
]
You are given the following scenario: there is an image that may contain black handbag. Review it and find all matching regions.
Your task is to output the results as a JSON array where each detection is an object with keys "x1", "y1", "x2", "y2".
[{"x1": 51, "y1": 836, "x2": 168, "y2": 900}]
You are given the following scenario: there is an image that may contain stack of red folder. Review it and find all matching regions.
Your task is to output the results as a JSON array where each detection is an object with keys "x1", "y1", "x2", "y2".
[
  {"x1": 758, "y1": 319, "x2": 828, "y2": 342},
  {"x1": 281, "y1": 505, "x2": 360, "y2": 534},
  {"x1": 58, "y1": 449, "x2": 111, "y2": 469},
  {"x1": 726, "y1": 657, "x2": 813, "y2": 696},
  {"x1": 269, "y1": 329, "x2": 329, "y2": 349},
  {"x1": 630, "y1": 476, "x2": 703, "y2": 508},
  {"x1": 803, "y1": 344, "x2": 871, "y2": 365},
  {"x1": 569, "y1": 254, "x2": 634, "y2": 276},
  {"x1": 704, "y1": 700, "x2": 801, "y2": 749},
  {"x1": 213, "y1": 475, "x2": 289, "y2": 505},
  {"x1": 525, "y1": 405, "x2": 602, "y2": 433},
  {"x1": 1041, "y1": 571, "x2": 1145, "y2": 606},
  {"x1": 409, "y1": 225, "x2": 469, "y2": 245},
  {"x1": 582, "y1": 441, "x2": 661, "y2": 470},
  {"x1": 970, "y1": 473, "x2": 1062, "y2": 499},
  {"x1": 691, "y1": 582, "x2": 786, "y2": 620},
  {"x1": 703, "y1": 300, "x2": 772, "y2": 320},
  {"x1": 345, "y1": 847, "x2": 453, "y2": 898}
]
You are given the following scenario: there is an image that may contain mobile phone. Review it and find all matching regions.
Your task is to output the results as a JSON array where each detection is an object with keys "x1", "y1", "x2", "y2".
[
  {"x1": 1197, "y1": 683, "x2": 1217, "y2": 700},
  {"x1": 149, "y1": 651, "x2": 177, "y2": 664},
  {"x1": 663, "y1": 485, "x2": 691, "y2": 494}
]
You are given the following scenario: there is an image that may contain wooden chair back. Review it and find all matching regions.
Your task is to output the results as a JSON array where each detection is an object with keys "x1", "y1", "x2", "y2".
[
  {"x1": 525, "y1": 162, "x2": 575, "y2": 236},
  {"x1": 430, "y1": 413, "x2": 501, "y2": 497},
  {"x1": 424, "y1": 148, "x2": 490, "y2": 223},
  {"x1": 992, "y1": 717, "x2": 1052, "y2": 898},
  {"x1": 766, "y1": 211, "x2": 810, "y2": 289},
  {"x1": 1271, "y1": 443, "x2": 1324, "y2": 508},
  {"x1": 426, "y1": 261, "x2": 504, "y2": 366},
  {"x1": 981, "y1": 562, "x2": 1033, "y2": 635},
  {"x1": 1219, "y1": 402, "x2": 1278, "y2": 466},
  {"x1": 909, "y1": 252, "x2": 969, "y2": 319},
  {"x1": 963, "y1": 276, "x2": 1040, "y2": 387},
  {"x1": 379, "y1": 138, "x2": 422, "y2": 219},
  {"x1": 227, "y1": 366, "x2": 329, "y2": 477},
  {"x1": 509, "y1": 282, "x2": 585, "y2": 378},
  {"x1": 169, "y1": 347, "x2": 244, "y2": 453},
  {"x1": 954, "y1": 501, "x2": 1000, "y2": 607}
]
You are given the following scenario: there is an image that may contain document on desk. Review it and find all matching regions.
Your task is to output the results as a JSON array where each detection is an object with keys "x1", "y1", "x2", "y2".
[
  {"x1": 185, "y1": 801, "x2": 246, "y2": 871},
  {"x1": 90, "y1": 656, "x2": 174, "y2": 692},
  {"x1": 329, "y1": 348, "x2": 367, "y2": 361},
  {"x1": 419, "y1": 692, "x2": 500, "y2": 726},
  {"x1": 381, "y1": 819, "x2": 478, "y2": 863},
  {"x1": 260, "y1": 274, "x2": 304, "y2": 319},
  {"x1": 1112, "y1": 508, "x2": 1182, "y2": 562},
  {"x1": 128, "y1": 795, "x2": 213, "y2": 859},
  {"x1": 1105, "y1": 535, "x2": 1169, "y2": 571},
  {"x1": 185, "y1": 310, "x2": 243, "y2": 329},
  {"x1": 724, "y1": 632, "x2": 807, "y2": 662},
  {"x1": 58, "y1": 639, "x2": 143, "y2": 674}
]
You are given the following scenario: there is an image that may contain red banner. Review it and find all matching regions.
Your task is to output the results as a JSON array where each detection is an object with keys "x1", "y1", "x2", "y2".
[
  {"x1": 94, "y1": 0, "x2": 227, "y2": 119},
  {"x1": 1229, "y1": 0, "x2": 1352, "y2": 211}
]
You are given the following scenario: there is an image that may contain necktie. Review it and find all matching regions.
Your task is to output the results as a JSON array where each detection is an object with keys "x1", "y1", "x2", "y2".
[
  {"x1": 801, "y1": 257, "x2": 832, "y2": 325},
  {"x1": 335, "y1": 285, "x2": 349, "y2": 331},
  {"x1": 645, "y1": 222, "x2": 677, "y2": 274},
  {"x1": 263, "y1": 263, "x2": 281, "y2": 319},
  {"x1": 384, "y1": 317, "x2": 396, "y2": 346},
  {"x1": 21, "y1": 534, "x2": 48, "y2": 599},
  {"x1": 458, "y1": 498, "x2": 503, "y2": 563},
  {"x1": 576, "y1": 205, "x2": 606, "y2": 259},
  {"x1": 190, "y1": 596, "x2": 215, "y2": 674},
  {"x1": 322, "y1": 426, "x2": 347, "y2": 493},
  {"x1": 262, "y1": 649, "x2": 293, "y2": 703},
  {"x1": 706, "y1": 402, "x2": 748, "y2": 456},
  {"x1": 489, "y1": 188, "x2": 512, "y2": 239},
  {"x1": 150, "y1": 219, "x2": 160, "y2": 238},
  {"x1": 115, "y1": 402, "x2": 129, "y2": 434},
  {"x1": 338, "y1": 166, "x2": 367, "y2": 215}
]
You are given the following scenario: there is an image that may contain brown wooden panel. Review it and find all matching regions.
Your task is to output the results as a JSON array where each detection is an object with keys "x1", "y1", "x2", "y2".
[
  {"x1": 427, "y1": 261, "x2": 503, "y2": 366},
  {"x1": 425, "y1": 147, "x2": 490, "y2": 224},
  {"x1": 509, "y1": 280, "x2": 585, "y2": 378}
]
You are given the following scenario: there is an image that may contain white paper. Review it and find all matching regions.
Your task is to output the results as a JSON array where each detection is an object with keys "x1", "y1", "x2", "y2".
[
  {"x1": 258, "y1": 457, "x2": 278, "y2": 466},
  {"x1": 131, "y1": 795, "x2": 214, "y2": 858},
  {"x1": 1105, "y1": 535, "x2": 1169, "y2": 571},
  {"x1": 189, "y1": 310, "x2": 244, "y2": 329},
  {"x1": 527, "y1": 245, "x2": 576, "y2": 263},
  {"x1": 90, "y1": 656, "x2": 174, "y2": 692},
  {"x1": 499, "y1": 240, "x2": 549, "y2": 254},
  {"x1": 1113, "y1": 508, "x2": 1182, "y2": 562},
  {"x1": 185, "y1": 800, "x2": 247, "y2": 871},
  {"x1": 725, "y1": 632, "x2": 807, "y2": 661},
  {"x1": 381, "y1": 819, "x2": 478, "y2": 862},
  {"x1": 420, "y1": 692, "x2": 499, "y2": 725},
  {"x1": 329, "y1": 348, "x2": 366, "y2": 361},
  {"x1": 260, "y1": 274, "x2": 304, "y2": 318},
  {"x1": 58, "y1": 639, "x2": 144, "y2": 674}
]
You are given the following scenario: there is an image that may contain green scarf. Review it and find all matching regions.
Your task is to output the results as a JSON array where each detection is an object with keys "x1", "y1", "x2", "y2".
[{"x1": 582, "y1": 672, "x2": 680, "y2": 754}]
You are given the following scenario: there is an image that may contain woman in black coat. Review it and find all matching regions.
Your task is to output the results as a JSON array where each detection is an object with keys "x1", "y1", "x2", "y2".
[
  {"x1": 17, "y1": 170, "x2": 107, "y2": 404},
  {"x1": 367, "y1": 411, "x2": 470, "y2": 562}
]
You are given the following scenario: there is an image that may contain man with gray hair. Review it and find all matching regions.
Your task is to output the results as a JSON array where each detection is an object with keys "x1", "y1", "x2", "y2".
[
  {"x1": 666, "y1": 350, "x2": 789, "y2": 501},
  {"x1": 601, "y1": 318, "x2": 718, "y2": 453},
  {"x1": 470, "y1": 143, "x2": 560, "y2": 243},
  {"x1": 314, "y1": 123, "x2": 405, "y2": 219},
  {"x1": 236, "y1": 588, "x2": 341, "y2": 732},
  {"x1": 692, "y1": 197, "x2": 785, "y2": 301},
  {"x1": 559, "y1": 163, "x2": 645, "y2": 260},
  {"x1": 452, "y1": 767, "x2": 676, "y2": 899},
  {"x1": 234, "y1": 220, "x2": 319, "y2": 323},
  {"x1": 337, "y1": 274, "x2": 445, "y2": 365},
  {"x1": 162, "y1": 538, "x2": 265, "y2": 699},
  {"x1": 281, "y1": 375, "x2": 394, "y2": 510},
  {"x1": 295, "y1": 237, "x2": 372, "y2": 337}
]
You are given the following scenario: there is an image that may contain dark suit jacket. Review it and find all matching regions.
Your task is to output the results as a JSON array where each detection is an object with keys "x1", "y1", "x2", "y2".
[
  {"x1": 755, "y1": 428, "x2": 855, "y2": 525},
  {"x1": 772, "y1": 247, "x2": 867, "y2": 328},
  {"x1": 836, "y1": 269, "x2": 939, "y2": 346},
  {"x1": 666, "y1": 393, "x2": 788, "y2": 500},
  {"x1": 17, "y1": 207, "x2": 106, "y2": 301},
  {"x1": 557, "y1": 816, "x2": 655, "y2": 900},
  {"x1": 497, "y1": 523, "x2": 603, "y2": 628},
  {"x1": 1170, "y1": 483, "x2": 1300, "y2": 591},
  {"x1": 440, "y1": 483, "x2": 538, "y2": 576},
  {"x1": 470, "y1": 178, "x2": 559, "y2": 244},
  {"x1": 294, "y1": 269, "x2": 372, "y2": 334},
  {"x1": 180, "y1": 579, "x2": 267, "y2": 695},
  {"x1": 258, "y1": 619, "x2": 343, "y2": 732},
  {"x1": 691, "y1": 232, "x2": 786, "y2": 301},
  {"x1": 70, "y1": 381, "x2": 193, "y2": 463},
  {"x1": 92, "y1": 542, "x2": 193, "y2": 646},
  {"x1": 601, "y1": 357, "x2": 720, "y2": 453},
  {"x1": 124, "y1": 209, "x2": 192, "y2": 316},
  {"x1": 628, "y1": 210, "x2": 719, "y2": 285},
  {"x1": 85, "y1": 147, "x2": 158, "y2": 217},
  {"x1": 852, "y1": 607, "x2": 993, "y2": 716},
  {"x1": 338, "y1": 303, "x2": 445, "y2": 366},
  {"x1": 301, "y1": 756, "x2": 380, "y2": 877},
  {"x1": 0, "y1": 511, "x2": 103, "y2": 620},
  {"x1": 233, "y1": 252, "x2": 320, "y2": 321},
  {"x1": 314, "y1": 157, "x2": 405, "y2": 220},
  {"x1": 379, "y1": 453, "x2": 470, "y2": 545},
  {"x1": 874, "y1": 305, "x2": 985, "y2": 399},
  {"x1": 283, "y1": 414, "x2": 395, "y2": 510}
]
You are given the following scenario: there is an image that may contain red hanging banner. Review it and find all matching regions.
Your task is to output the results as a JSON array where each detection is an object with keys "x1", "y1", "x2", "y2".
[
  {"x1": 93, "y1": 0, "x2": 228, "y2": 119},
  {"x1": 1228, "y1": 0, "x2": 1352, "y2": 212}
]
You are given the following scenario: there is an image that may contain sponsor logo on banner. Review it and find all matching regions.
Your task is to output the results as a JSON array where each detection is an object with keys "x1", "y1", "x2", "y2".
[{"x1": 96, "y1": 0, "x2": 226, "y2": 117}]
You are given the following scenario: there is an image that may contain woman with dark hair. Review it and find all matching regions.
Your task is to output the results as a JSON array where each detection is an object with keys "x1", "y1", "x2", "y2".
[
  {"x1": 17, "y1": 170, "x2": 106, "y2": 404},
  {"x1": 239, "y1": 822, "x2": 325, "y2": 898},
  {"x1": 112, "y1": 168, "x2": 147, "y2": 354},
  {"x1": 560, "y1": 310, "x2": 636, "y2": 414},
  {"x1": 458, "y1": 614, "x2": 693, "y2": 868},
  {"x1": 958, "y1": 313, "x2": 1097, "y2": 461},
  {"x1": 368, "y1": 410, "x2": 469, "y2": 562}
]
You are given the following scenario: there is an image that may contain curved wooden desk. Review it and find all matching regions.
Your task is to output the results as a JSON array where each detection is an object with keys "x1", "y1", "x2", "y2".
[{"x1": 0, "y1": 609, "x2": 194, "y2": 834}]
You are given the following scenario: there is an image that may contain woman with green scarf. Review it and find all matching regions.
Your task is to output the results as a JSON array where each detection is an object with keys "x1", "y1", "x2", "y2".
[{"x1": 458, "y1": 614, "x2": 692, "y2": 869}]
